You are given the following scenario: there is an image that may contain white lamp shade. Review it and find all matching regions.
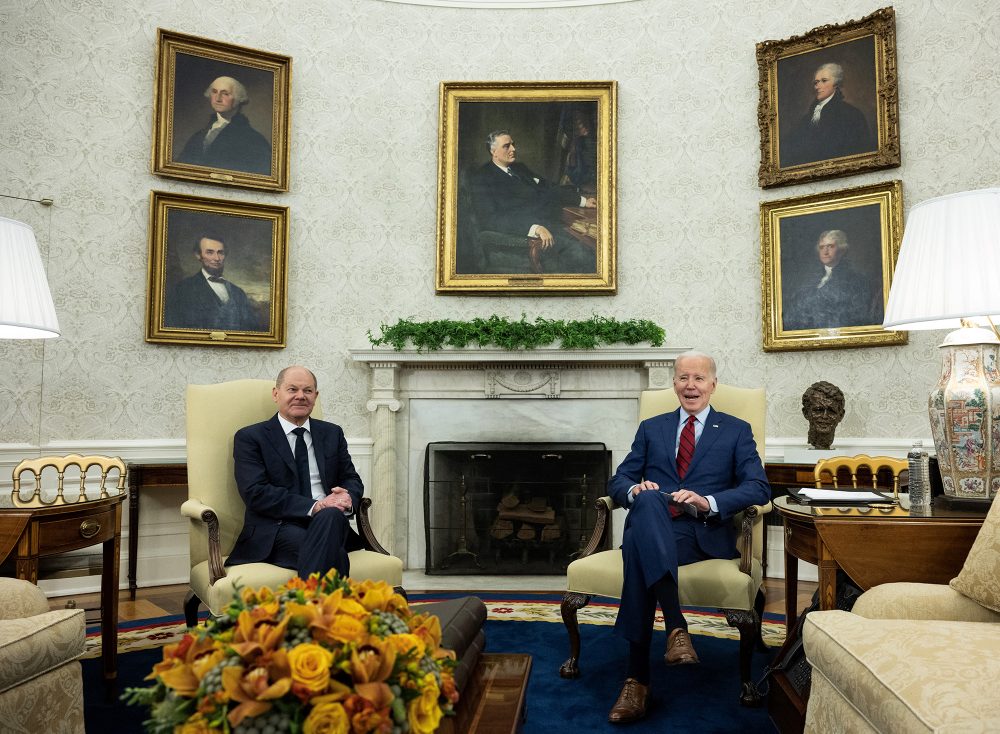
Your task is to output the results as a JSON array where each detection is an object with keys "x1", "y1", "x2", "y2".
[
  {"x1": 882, "y1": 188, "x2": 1000, "y2": 331},
  {"x1": 0, "y1": 216, "x2": 60, "y2": 338}
]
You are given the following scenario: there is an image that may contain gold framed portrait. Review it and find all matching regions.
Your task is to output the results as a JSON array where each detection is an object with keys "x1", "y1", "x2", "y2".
[
  {"x1": 756, "y1": 7, "x2": 900, "y2": 188},
  {"x1": 145, "y1": 191, "x2": 288, "y2": 348},
  {"x1": 436, "y1": 81, "x2": 617, "y2": 295},
  {"x1": 761, "y1": 180, "x2": 907, "y2": 352},
  {"x1": 151, "y1": 29, "x2": 291, "y2": 192}
]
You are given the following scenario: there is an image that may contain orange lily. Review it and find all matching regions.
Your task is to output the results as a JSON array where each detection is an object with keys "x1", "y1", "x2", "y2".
[
  {"x1": 352, "y1": 579, "x2": 410, "y2": 615},
  {"x1": 229, "y1": 609, "x2": 290, "y2": 660},
  {"x1": 350, "y1": 640, "x2": 397, "y2": 683},
  {"x1": 221, "y1": 664, "x2": 292, "y2": 728},
  {"x1": 148, "y1": 633, "x2": 223, "y2": 697}
]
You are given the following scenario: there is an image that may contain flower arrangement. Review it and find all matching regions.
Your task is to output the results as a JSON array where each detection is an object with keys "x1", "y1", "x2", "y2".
[{"x1": 124, "y1": 572, "x2": 458, "y2": 733}]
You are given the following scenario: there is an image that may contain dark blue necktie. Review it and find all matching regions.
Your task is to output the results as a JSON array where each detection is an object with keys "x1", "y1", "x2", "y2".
[{"x1": 292, "y1": 426, "x2": 311, "y2": 498}]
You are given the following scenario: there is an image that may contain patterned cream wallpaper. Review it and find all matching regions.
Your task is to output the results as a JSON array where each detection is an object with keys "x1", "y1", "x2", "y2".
[{"x1": 0, "y1": 0, "x2": 997, "y2": 448}]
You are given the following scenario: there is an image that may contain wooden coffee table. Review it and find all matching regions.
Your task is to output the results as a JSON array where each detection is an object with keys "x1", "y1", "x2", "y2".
[{"x1": 442, "y1": 653, "x2": 531, "y2": 734}]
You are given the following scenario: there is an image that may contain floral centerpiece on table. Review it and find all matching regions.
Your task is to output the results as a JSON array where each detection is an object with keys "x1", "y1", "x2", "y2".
[{"x1": 124, "y1": 572, "x2": 458, "y2": 733}]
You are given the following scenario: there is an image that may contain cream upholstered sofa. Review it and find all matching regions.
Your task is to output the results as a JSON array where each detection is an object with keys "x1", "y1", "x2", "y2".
[
  {"x1": 0, "y1": 577, "x2": 86, "y2": 733},
  {"x1": 803, "y1": 494, "x2": 1000, "y2": 733}
]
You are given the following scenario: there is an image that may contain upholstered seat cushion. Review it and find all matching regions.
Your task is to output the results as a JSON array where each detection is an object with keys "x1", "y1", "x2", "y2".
[
  {"x1": 566, "y1": 549, "x2": 762, "y2": 611},
  {"x1": 0, "y1": 608, "x2": 85, "y2": 694},
  {"x1": 190, "y1": 550, "x2": 404, "y2": 616},
  {"x1": 853, "y1": 582, "x2": 1000, "y2": 623},
  {"x1": 804, "y1": 610, "x2": 1000, "y2": 732}
]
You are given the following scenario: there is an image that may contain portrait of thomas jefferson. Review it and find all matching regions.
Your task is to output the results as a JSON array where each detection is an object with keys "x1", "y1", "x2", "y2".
[{"x1": 778, "y1": 204, "x2": 885, "y2": 332}]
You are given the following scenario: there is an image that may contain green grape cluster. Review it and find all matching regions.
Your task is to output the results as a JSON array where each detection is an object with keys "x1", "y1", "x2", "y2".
[
  {"x1": 232, "y1": 708, "x2": 291, "y2": 734},
  {"x1": 198, "y1": 656, "x2": 242, "y2": 695},
  {"x1": 285, "y1": 621, "x2": 312, "y2": 647},
  {"x1": 370, "y1": 610, "x2": 410, "y2": 637}
]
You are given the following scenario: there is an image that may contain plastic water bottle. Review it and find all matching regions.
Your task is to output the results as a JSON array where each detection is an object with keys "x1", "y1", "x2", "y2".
[{"x1": 907, "y1": 441, "x2": 930, "y2": 511}]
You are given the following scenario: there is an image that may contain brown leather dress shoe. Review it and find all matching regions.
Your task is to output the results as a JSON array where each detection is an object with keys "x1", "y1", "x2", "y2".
[
  {"x1": 608, "y1": 677, "x2": 649, "y2": 724},
  {"x1": 665, "y1": 627, "x2": 700, "y2": 665}
]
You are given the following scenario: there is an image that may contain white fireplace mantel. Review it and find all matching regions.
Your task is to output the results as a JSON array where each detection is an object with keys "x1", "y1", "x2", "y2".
[{"x1": 350, "y1": 345, "x2": 689, "y2": 566}]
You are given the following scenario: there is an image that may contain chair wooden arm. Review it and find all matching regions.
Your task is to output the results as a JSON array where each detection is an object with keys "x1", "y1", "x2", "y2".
[
  {"x1": 736, "y1": 502, "x2": 772, "y2": 576},
  {"x1": 575, "y1": 496, "x2": 619, "y2": 560},
  {"x1": 180, "y1": 499, "x2": 225, "y2": 584},
  {"x1": 355, "y1": 497, "x2": 391, "y2": 555}
]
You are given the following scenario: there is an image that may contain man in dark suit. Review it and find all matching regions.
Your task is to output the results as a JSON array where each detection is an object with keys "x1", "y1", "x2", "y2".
[
  {"x1": 468, "y1": 129, "x2": 596, "y2": 273},
  {"x1": 782, "y1": 229, "x2": 882, "y2": 331},
  {"x1": 176, "y1": 75, "x2": 271, "y2": 175},
  {"x1": 226, "y1": 366, "x2": 364, "y2": 580},
  {"x1": 606, "y1": 351, "x2": 771, "y2": 724},
  {"x1": 781, "y1": 62, "x2": 876, "y2": 168},
  {"x1": 164, "y1": 233, "x2": 265, "y2": 332}
]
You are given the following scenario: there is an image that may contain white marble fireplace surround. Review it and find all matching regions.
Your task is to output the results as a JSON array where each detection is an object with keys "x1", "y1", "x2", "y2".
[{"x1": 349, "y1": 346, "x2": 689, "y2": 569}]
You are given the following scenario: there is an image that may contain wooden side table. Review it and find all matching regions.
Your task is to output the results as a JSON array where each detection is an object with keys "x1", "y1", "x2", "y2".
[
  {"x1": 126, "y1": 463, "x2": 188, "y2": 600},
  {"x1": 0, "y1": 493, "x2": 126, "y2": 684},
  {"x1": 770, "y1": 495, "x2": 985, "y2": 734}
]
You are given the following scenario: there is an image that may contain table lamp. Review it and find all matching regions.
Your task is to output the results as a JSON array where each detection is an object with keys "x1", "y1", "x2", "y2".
[
  {"x1": 882, "y1": 188, "x2": 1000, "y2": 502},
  {"x1": 0, "y1": 216, "x2": 60, "y2": 339}
]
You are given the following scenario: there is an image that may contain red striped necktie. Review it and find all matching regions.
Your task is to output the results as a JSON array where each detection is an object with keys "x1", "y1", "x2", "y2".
[
  {"x1": 670, "y1": 415, "x2": 697, "y2": 518},
  {"x1": 677, "y1": 414, "x2": 697, "y2": 479}
]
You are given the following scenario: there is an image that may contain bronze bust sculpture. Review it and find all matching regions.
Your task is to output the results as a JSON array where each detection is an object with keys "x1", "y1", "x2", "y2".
[{"x1": 801, "y1": 381, "x2": 845, "y2": 450}]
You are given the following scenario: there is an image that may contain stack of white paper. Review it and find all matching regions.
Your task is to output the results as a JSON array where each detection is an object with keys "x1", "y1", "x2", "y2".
[{"x1": 797, "y1": 488, "x2": 886, "y2": 502}]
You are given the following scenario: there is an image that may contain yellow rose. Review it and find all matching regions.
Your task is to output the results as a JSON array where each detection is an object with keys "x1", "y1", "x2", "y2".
[
  {"x1": 386, "y1": 633, "x2": 425, "y2": 660},
  {"x1": 303, "y1": 701, "x2": 350, "y2": 734},
  {"x1": 407, "y1": 675, "x2": 442, "y2": 734},
  {"x1": 325, "y1": 613, "x2": 367, "y2": 645},
  {"x1": 288, "y1": 643, "x2": 335, "y2": 694}
]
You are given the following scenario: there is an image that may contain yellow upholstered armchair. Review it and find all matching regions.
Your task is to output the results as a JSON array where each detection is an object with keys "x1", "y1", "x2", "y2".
[
  {"x1": 559, "y1": 384, "x2": 772, "y2": 706},
  {"x1": 181, "y1": 379, "x2": 403, "y2": 626},
  {"x1": 803, "y1": 493, "x2": 1000, "y2": 732}
]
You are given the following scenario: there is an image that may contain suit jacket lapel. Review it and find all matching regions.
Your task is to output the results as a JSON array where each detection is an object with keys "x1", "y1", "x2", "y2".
[
  {"x1": 266, "y1": 414, "x2": 296, "y2": 474},
  {"x1": 659, "y1": 409, "x2": 681, "y2": 478},
  {"x1": 686, "y1": 407, "x2": 722, "y2": 476},
  {"x1": 311, "y1": 420, "x2": 329, "y2": 491}
]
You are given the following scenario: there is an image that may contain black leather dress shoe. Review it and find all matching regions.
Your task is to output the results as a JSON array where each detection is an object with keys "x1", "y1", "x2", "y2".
[{"x1": 608, "y1": 677, "x2": 649, "y2": 724}]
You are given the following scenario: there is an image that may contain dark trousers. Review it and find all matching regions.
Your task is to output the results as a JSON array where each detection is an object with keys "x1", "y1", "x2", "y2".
[
  {"x1": 615, "y1": 491, "x2": 711, "y2": 682},
  {"x1": 269, "y1": 508, "x2": 352, "y2": 580}
]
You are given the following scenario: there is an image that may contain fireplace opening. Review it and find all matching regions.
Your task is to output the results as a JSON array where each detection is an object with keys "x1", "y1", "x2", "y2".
[{"x1": 423, "y1": 442, "x2": 611, "y2": 575}]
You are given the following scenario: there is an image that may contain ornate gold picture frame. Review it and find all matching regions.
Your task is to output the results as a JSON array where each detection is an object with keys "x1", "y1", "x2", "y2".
[
  {"x1": 151, "y1": 29, "x2": 291, "y2": 192},
  {"x1": 436, "y1": 81, "x2": 617, "y2": 295},
  {"x1": 761, "y1": 180, "x2": 906, "y2": 352},
  {"x1": 146, "y1": 191, "x2": 288, "y2": 348},
  {"x1": 756, "y1": 7, "x2": 900, "y2": 188}
]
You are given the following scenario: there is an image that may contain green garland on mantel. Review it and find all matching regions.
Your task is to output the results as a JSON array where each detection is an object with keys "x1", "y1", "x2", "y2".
[{"x1": 367, "y1": 315, "x2": 665, "y2": 351}]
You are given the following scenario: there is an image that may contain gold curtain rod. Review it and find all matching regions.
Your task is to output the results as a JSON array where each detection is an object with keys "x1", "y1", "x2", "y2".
[{"x1": 0, "y1": 193, "x2": 53, "y2": 206}]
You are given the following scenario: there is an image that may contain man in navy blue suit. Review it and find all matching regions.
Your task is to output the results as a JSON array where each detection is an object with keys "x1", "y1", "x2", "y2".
[
  {"x1": 225, "y1": 366, "x2": 364, "y2": 579},
  {"x1": 607, "y1": 351, "x2": 771, "y2": 724},
  {"x1": 469, "y1": 130, "x2": 597, "y2": 273}
]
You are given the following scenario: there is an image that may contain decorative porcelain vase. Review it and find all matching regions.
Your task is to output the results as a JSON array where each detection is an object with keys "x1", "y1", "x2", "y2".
[{"x1": 928, "y1": 327, "x2": 1000, "y2": 500}]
